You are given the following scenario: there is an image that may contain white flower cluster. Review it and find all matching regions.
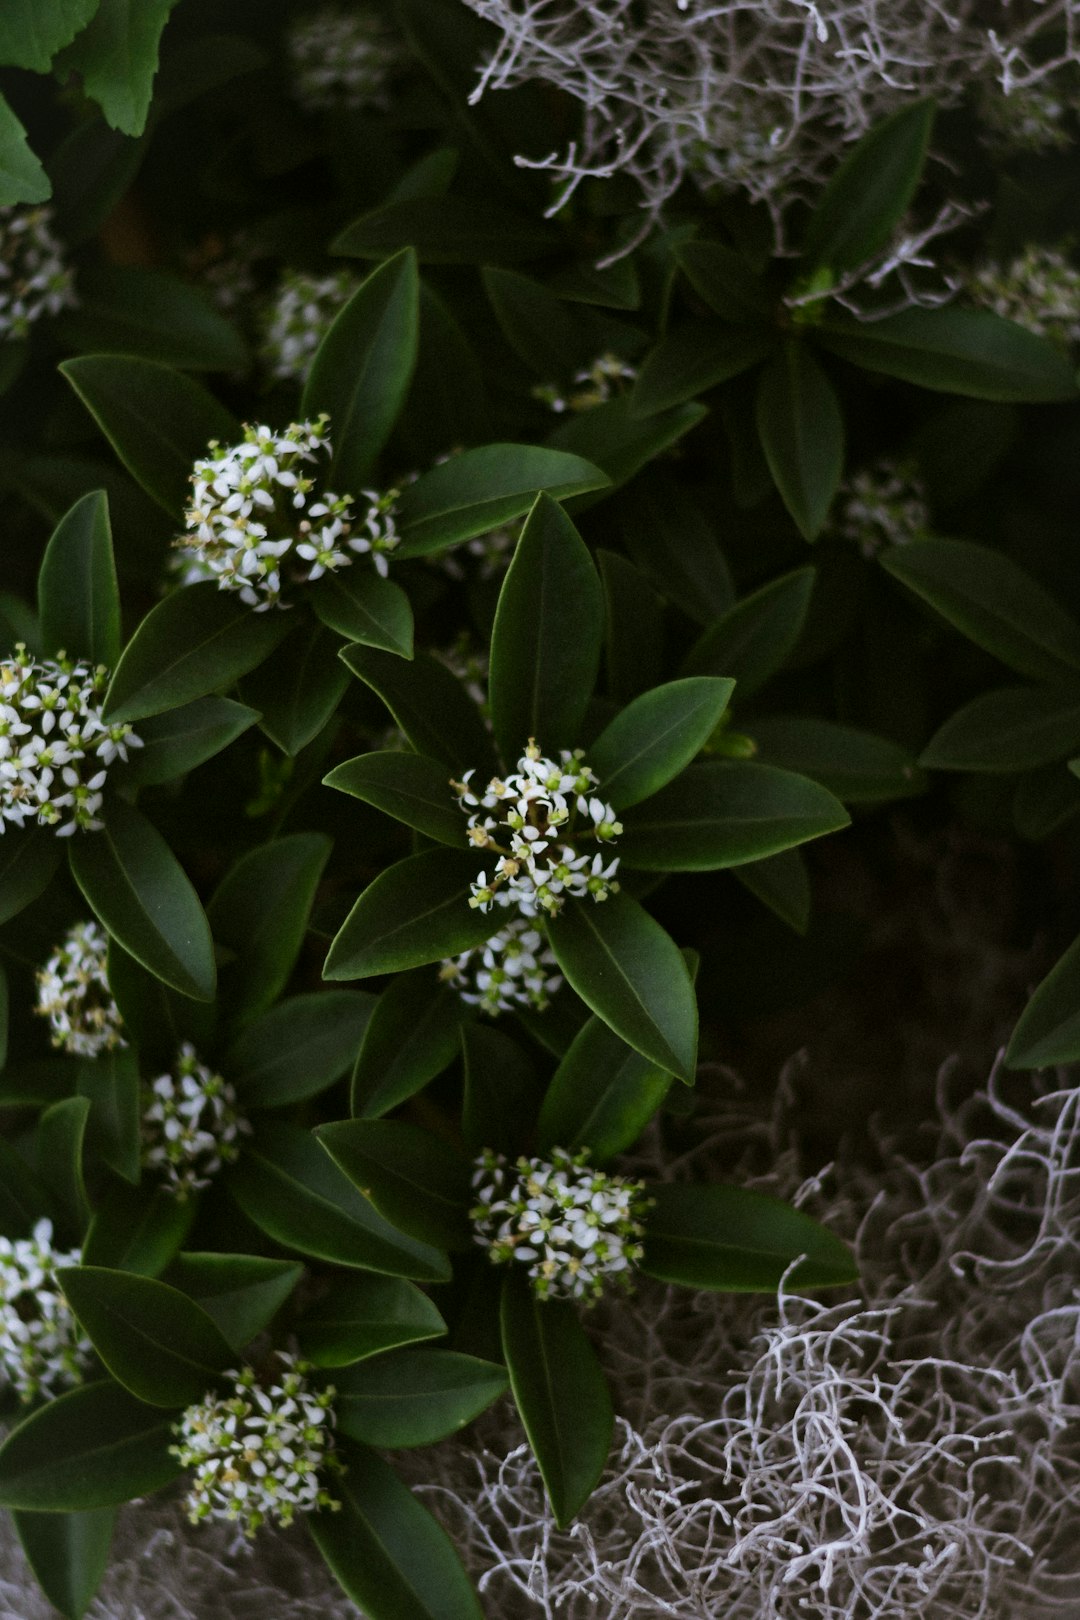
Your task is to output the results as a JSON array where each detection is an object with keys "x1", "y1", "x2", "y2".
[
  {"x1": 455, "y1": 740, "x2": 621, "y2": 919},
  {"x1": 441, "y1": 916, "x2": 563, "y2": 1016},
  {"x1": 141, "y1": 1043, "x2": 250, "y2": 1199},
  {"x1": 471, "y1": 1147, "x2": 650, "y2": 1302},
  {"x1": 533, "y1": 353, "x2": 638, "y2": 414},
  {"x1": 287, "y1": 5, "x2": 398, "y2": 113},
  {"x1": 0, "y1": 1219, "x2": 93, "y2": 1402},
  {"x1": 35, "y1": 920, "x2": 126, "y2": 1058},
  {"x1": 178, "y1": 418, "x2": 400, "y2": 610},
  {"x1": 833, "y1": 459, "x2": 930, "y2": 557},
  {"x1": 439, "y1": 521, "x2": 519, "y2": 582},
  {"x1": 969, "y1": 245, "x2": 1080, "y2": 348},
  {"x1": 0, "y1": 205, "x2": 76, "y2": 340},
  {"x1": 172, "y1": 1354, "x2": 341, "y2": 1536},
  {"x1": 0, "y1": 647, "x2": 141, "y2": 836},
  {"x1": 259, "y1": 268, "x2": 357, "y2": 382}
]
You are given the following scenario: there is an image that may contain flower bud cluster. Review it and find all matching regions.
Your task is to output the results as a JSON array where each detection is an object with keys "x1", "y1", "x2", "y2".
[
  {"x1": 178, "y1": 418, "x2": 400, "y2": 610},
  {"x1": 287, "y1": 5, "x2": 399, "y2": 113},
  {"x1": 0, "y1": 205, "x2": 77, "y2": 339},
  {"x1": 35, "y1": 920, "x2": 126, "y2": 1058},
  {"x1": 0, "y1": 1219, "x2": 93, "y2": 1402},
  {"x1": 471, "y1": 1148, "x2": 650, "y2": 1303},
  {"x1": 140, "y1": 1043, "x2": 250, "y2": 1199},
  {"x1": 441, "y1": 916, "x2": 563, "y2": 1016},
  {"x1": 0, "y1": 647, "x2": 141, "y2": 836},
  {"x1": 172, "y1": 1354, "x2": 341, "y2": 1536},
  {"x1": 968, "y1": 246, "x2": 1080, "y2": 349},
  {"x1": 259, "y1": 268, "x2": 357, "y2": 382},
  {"x1": 455, "y1": 740, "x2": 621, "y2": 919},
  {"x1": 833, "y1": 459, "x2": 929, "y2": 557},
  {"x1": 533, "y1": 353, "x2": 638, "y2": 414}
]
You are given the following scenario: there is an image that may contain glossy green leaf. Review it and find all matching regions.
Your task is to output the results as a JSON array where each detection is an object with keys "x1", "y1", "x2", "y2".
[
  {"x1": 54, "y1": 266, "x2": 248, "y2": 371},
  {"x1": 297, "y1": 1274, "x2": 445, "y2": 1368},
  {"x1": 58, "y1": 1266, "x2": 235, "y2": 1407},
  {"x1": 631, "y1": 323, "x2": 774, "y2": 417},
  {"x1": 323, "y1": 849, "x2": 494, "y2": 981},
  {"x1": 0, "y1": 0, "x2": 97, "y2": 69},
  {"x1": 0, "y1": 1381, "x2": 181, "y2": 1511},
  {"x1": 312, "y1": 570, "x2": 414, "y2": 658},
  {"x1": 750, "y1": 719, "x2": 926, "y2": 803},
  {"x1": 0, "y1": 93, "x2": 50, "y2": 205},
  {"x1": 0, "y1": 1138, "x2": 51, "y2": 1238},
  {"x1": 733, "y1": 846, "x2": 812, "y2": 935},
  {"x1": 489, "y1": 493, "x2": 604, "y2": 762},
  {"x1": 68, "y1": 796, "x2": 216, "y2": 1002},
  {"x1": 589, "y1": 678, "x2": 735, "y2": 808},
  {"x1": 302, "y1": 248, "x2": 419, "y2": 488},
  {"x1": 56, "y1": 0, "x2": 180, "y2": 136},
  {"x1": 614, "y1": 472, "x2": 734, "y2": 626},
  {"x1": 619, "y1": 759, "x2": 849, "y2": 869},
  {"x1": 46, "y1": 116, "x2": 146, "y2": 245},
  {"x1": 308, "y1": 1442, "x2": 482, "y2": 1620},
  {"x1": 598, "y1": 548, "x2": 665, "y2": 703},
  {"x1": 77, "y1": 1046, "x2": 140, "y2": 1184},
  {"x1": 163, "y1": 1254, "x2": 303, "y2": 1353},
  {"x1": 238, "y1": 619, "x2": 349, "y2": 756},
  {"x1": 500, "y1": 1271, "x2": 613, "y2": 1528},
  {"x1": 674, "y1": 240, "x2": 775, "y2": 322},
  {"x1": 755, "y1": 343, "x2": 844, "y2": 541},
  {"x1": 547, "y1": 396, "x2": 707, "y2": 493},
  {"x1": 546, "y1": 891, "x2": 697, "y2": 1082},
  {"x1": 461, "y1": 1023, "x2": 540, "y2": 1156},
  {"x1": 60, "y1": 357, "x2": 238, "y2": 516},
  {"x1": 920, "y1": 684, "x2": 1080, "y2": 772},
  {"x1": 13, "y1": 1507, "x2": 114, "y2": 1620},
  {"x1": 1006, "y1": 930, "x2": 1080, "y2": 1068},
  {"x1": 318, "y1": 1120, "x2": 472, "y2": 1250},
  {"x1": 350, "y1": 968, "x2": 462, "y2": 1117},
  {"x1": 681, "y1": 567, "x2": 816, "y2": 694},
  {"x1": 104, "y1": 582, "x2": 291, "y2": 724},
  {"x1": 537, "y1": 1016, "x2": 670, "y2": 1161},
  {"x1": 340, "y1": 646, "x2": 495, "y2": 774},
  {"x1": 881, "y1": 538, "x2": 1080, "y2": 681},
  {"x1": 105, "y1": 937, "x2": 214, "y2": 1068},
  {"x1": 0, "y1": 825, "x2": 61, "y2": 926},
  {"x1": 37, "y1": 1096, "x2": 90, "y2": 1234},
  {"x1": 227, "y1": 1122, "x2": 451, "y2": 1282},
  {"x1": 395, "y1": 444, "x2": 609, "y2": 558},
  {"x1": 81, "y1": 1179, "x2": 194, "y2": 1276},
  {"x1": 207, "y1": 833, "x2": 331, "y2": 1023},
  {"x1": 803, "y1": 100, "x2": 934, "y2": 274},
  {"x1": 117, "y1": 695, "x2": 260, "y2": 787},
  {"x1": 1013, "y1": 763, "x2": 1080, "y2": 840},
  {"x1": 332, "y1": 194, "x2": 557, "y2": 264},
  {"x1": 227, "y1": 990, "x2": 376, "y2": 1108},
  {"x1": 325, "y1": 751, "x2": 462, "y2": 846},
  {"x1": 482, "y1": 265, "x2": 596, "y2": 377},
  {"x1": 334, "y1": 1349, "x2": 508, "y2": 1447},
  {"x1": 38, "y1": 490, "x2": 121, "y2": 669},
  {"x1": 641, "y1": 1182, "x2": 856, "y2": 1290},
  {"x1": 816, "y1": 308, "x2": 1078, "y2": 401}
]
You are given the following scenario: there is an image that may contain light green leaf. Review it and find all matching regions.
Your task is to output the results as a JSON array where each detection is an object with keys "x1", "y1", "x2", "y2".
[
  {"x1": 0, "y1": 0, "x2": 97, "y2": 70},
  {"x1": 0, "y1": 94, "x2": 50, "y2": 206},
  {"x1": 57, "y1": 0, "x2": 181, "y2": 137}
]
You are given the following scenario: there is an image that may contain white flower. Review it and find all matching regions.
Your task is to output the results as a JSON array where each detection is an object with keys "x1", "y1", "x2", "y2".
[
  {"x1": 533, "y1": 352, "x2": 638, "y2": 414},
  {"x1": 0, "y1": 1219, "x2": 93, "y2": 1402},
  {"x1": 35, "y1": 920, "x2": 125, "y2": 1058},
  {"x1": 441, "y1": 915, "x2": 563, "y2": 1016},
  {"x1": 0, "y1": 206, "x2": 77, "y2": 340},
  {"x1": 471, "y1": 1148, "x2": 650, "y2": 1303},
  {"x1": 259, "y1": 268, "x2": 358, "y2": 382},
  {"x1": 832, "y1": 459, "x2": 930, "y2": 557},
  {"x1": 172, "y1": 1353, "x2": 341, "y2": 1536},
  {"x1": 968, "y1": 245, "x2": 1080, "y2": 349},
  {"x1": 174, "y1": 417, "x2": 400, "y2": 609},
  {"x1": 0, "y1": 647, "x2": 140, "y2": 836},
  {"x1": 140, "y1": 1043, "x2": 250, "y2": 1199},
  {"x1": 287, "y1": 5, "x2": 400, "y2": 113}
]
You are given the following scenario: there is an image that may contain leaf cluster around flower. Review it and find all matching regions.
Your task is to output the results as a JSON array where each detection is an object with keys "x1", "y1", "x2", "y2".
[
  {"x1": 140, "y1": 1042, "x2": 251, "y2": 1199},
  {"x1": 0, "y1": 1219, "x2": 93, "y2": 1403},
  {"x1": 35, "y1": 919, "x2": 126, "y2": 1058}
]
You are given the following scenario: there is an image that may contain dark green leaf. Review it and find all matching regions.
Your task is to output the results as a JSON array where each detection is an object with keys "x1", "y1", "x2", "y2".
[
  {"x1": 755, "y1": 342, "x2": 844, "y2": 541},
  {"x1": 350, "y1": 968, "x2": 462, "y2": 1117},
  {"x1": 641, "y1": 1182, "x2": 856, "y2": 1290},
  {"x1": 323, "y1": 850, "x2": 495, "y2": 981},
  {"x1": 163, "y1": 1254, "x2": 303, "y2": 1353},
  {"x1": 105, "y1": 937, "x2": 214, "y2": 1066},
  {"x1": 58, "y1": 1266, "x2": 235, "y2": 1407},
  {"x1": 619, "y1": 759, "x2": 849, "y2": 868},
  {"x1": 312, "y1": 571, "x2": 413, "y2": 658},
  {"x1": 1006, "y1": 930, "x2": 1080, "y2": 1068},
  {"x1": 631, "y1": 323, "x2": 774, "y2": 417},
  {"x1": 750, "y1": 718, "x2": 926, "y2": 803},
  {"x1": 547, "y1": 396, "x2": 707, "y2": 493},
  {"x1": 54, "y1": 267, "x2": 248, "y2": 372},
  {"x1": 0, "y1": 1137, "x2": 51, "y2": 1238},
  {"x1": 81, "y1": 1179, "x2": 194, "y2": 1276},
  {"x1": 340, "y1": 646, "x2": 494, "y2": 774},
  {"x1": 78, "y1": 1047, "x2": 140, "y2": 1184},
  {"x1": 317, "y1": 1120, "x2": 472, "y2": 1250},
  {"x1": 489, "y1": 493, "x2": 604, "y2": 762},
  {"x1": 483, "y1": 266, "x2": 595, "y2": 377},
  {"x1": 60, "y1": 357, "x2": 238, "y2": 516},
  {"x1": 324, "y1": 751, "x2": 463, "y2": 846},
  {"x1": 238, "y1": 620, "x2": 349, "y2": 757},
  {"x1": 104, "y1": 582, "x2": 291, "y2": 725},
  {"x1": 332, "y1": 195, "x2": 557, "y2": 264},
  {"x1": 589, "y1": 678, "x2": 735, "y2": 808},
  {"x1": 207, "y1": 833, "x2": 331, "y2": 1023},
  {"x1": 37, "y1": 1096, "x2": 90, "y2": 1234},
  {"x1": 302, "y1": 248, "x2": 419, "y2": 488},
  {"x1": 13, "y1": 1507, "x2": 114, "y2": 1620},
  {"x1": 0, "y1": 1381, "x2": 181, "y2": 1511},
  {"x1": 117, "y1": 695, "x2": 259, "y2": 787},
  {"x1": 1013, "y1": 763, "x2": 1080, "y2": 840},
  {"x1": 598, "y1": 549, "x2": 665, "y2": 703},
  {"x1": 500, "y1": 1271, "x2": 612, "y2": 1528},
  {"x1": 681, "y1": 567, "x2": 816, "y2": 695},
  {"x1": 47, "y1": 118, "x2": 146, "y2": 246},
  {"x1": 733, "y1": 847, "x2": 812, "y2": 934},
  {"x1": 461, "y1": 1023, "x2": 540, "y2": 1156},
  {"x1": 546, "y1": 891, "x2": 697, "y2": 1082},
  {"x1": 0, "y1": 826, "x2": 61, "y2": 927},
  {"x1": 227, "y1": 990, "x2": 377, "y2": 1108},
  {"x1": 297, "y1": 1275, "x2": 445, "y2": 1368},
  {"x1": 674, "y1": 240, "x2": 775, "y2": 322},
  {"x1": 0, "y1": 0, "x2": 97, "y2": 70},
  {"x1": 0, "y1": 93, "x2": 50, "y2": 206},
  {"x1": 56, "y1": 0, "x2": 180, "y2": 137},
  {"x1": 803, "y1": 100, "x2": 934, "y2": 274},
  {"x1": 615, "y1": 472, "x2": 734, "y2": 625},
  {"x1": 920, "y1": 684, "x2": 1080, "y2": 772},
  {"x1": 334, "y1": 1348, "x2": 508, "y2": 1447},
  {"x1": 536, "y1": 1016, "x2": 670, "y2": 1161},
  {"x1": 69, "y1": 795, "x2": 216, "y2": 1002},
  {"x1": 38, "y1": 491, "x2": 121, "y2": 668}
]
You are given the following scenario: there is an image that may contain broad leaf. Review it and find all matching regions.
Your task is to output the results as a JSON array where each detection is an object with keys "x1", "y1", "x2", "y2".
[
  {"x1": 0, "y1": 93, "x2": 50, "y2": 205},
  {"x1": 332, "y1": 194, "x2": 557, "y2": 263},
  {"x1": 163, "y1": 1254, "x2": 303, "y2": 1353},
  {"x1": 0, "y1": 1381, "x2": 181, "y2": 1511},
  {"x1": 588, "y1": 678, "x2": 734, "y2": 808},
  {"x1": 547, "y1": 396, "x2": 707, "y2": 493},
  {"x1": 755, "y1": 342, "x2": 844, "y2": 541},
  {"x1": 37, "y1": 1096, "x2": 90, "y2": 1234},
  {"x1": 13, "y1": 1507, "x2": 114, "y2": 1620},
  {"x1": 117, "y1": 695, "x2": 259, "y2": 787},
  {"x1": 536, "y1": 1016, "x2": 670, "y2": 1161},
  {"x1": 350, "y1": 968, "x2": 462, "y2": 1117},
  {"x1": 674, "y1": 240, "x2": 775, "y2": 323},
  {"x1": 599, "y1": 548, "x2": 665, "y2": 703},
  {"x1": 227, "y1": 990, "x2": 377, "y2": 1108},
  {"x1": 461, "y1": 1023, "x2": 540, "y2": 1156},
  {"x1": 238, "y1": 620, "x2": 350, "y2": 757},
  {"x1": 38, "y1": 490, "x2": 121, "y2": 668},
  {"x1": 0, "y1": 0, "x2": 97, "y2": 70},
  {"x1": 0, "y1": 826, "x2": 62, "y2": 927},
  {"x1": 207, "y1": 833, "x2": 331, "y2": 1023},
  {"x1": 631, "y1": 323, "x2": 774, "y2": 417},
  {"x1": 323, "y1": 849, "x2": 494, "y2": 980},
  {"x1": 54, "y1": 266, "x2": 248, "y2": 372},
  {"x1": 1005, "y1": 931, "x2": 1080, "y2": 1068},
  {"x1": 81, "y1": 1179, "x2": 194, "y2": 1276},
  {"x1": 324, "y1": 751, "x2": 463, "y2": 846},
  {"x1": 312, "y1": 570, "x2": 414, "y2": 658},
  {"x1": 920, "y1": 684, "x2": 1080, "y2": 772},
  {"x1": 297, "y1": 1275, "x2": 445, "y2": 1368},
  {"x1": 334, "y1": 1349, "x2": 508, "y2": 1447},
  {"x1": 733, "y1": 847, "x2": 812, "y2": 935},
  {"x1": 749, "y1": 719, "x2": 926, "y2": 803},
  {"x1": 803, "y1": 100, "x2": 934, "y2": 274},
  {"x1": 641, "y1": 1182, "x2": 856, "y2": 1290},
  {"x1": 681, "y1": 567, "x2": 815, "y2": 695},
  {"x1": 77, "y1": 1047, "x2": 140, "y2": 1184},
  {"x1": 105, "y1": 937, "x2": 214, "y2": 1068},
  {"x1": 318, "y1": 1120, "x2": 472, "y2": 1251},
  {"x1": 615, "y1": 472, "x2": 734, "y2": 626},
  {"x1": 340, "y1": 646, "x2": 495, "y2": 774},
  {"x1": 56, "y1": 0, "x2": 180, "y2": 136}
]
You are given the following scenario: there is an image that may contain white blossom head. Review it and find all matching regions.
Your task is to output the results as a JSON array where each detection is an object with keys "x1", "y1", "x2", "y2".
[
  {"x1": 35, "y1": 920, "x2": 125, "y2": 1058},
  {"x1": 968, "y1": 245, "x2": 1080, "y2": 350},
  {"x1": 287, "y1": 5, "x2": 399, "y2": 114},
  {"x1": 176, "y1": 417, "x2": 400, "y2": 610},
  {"x1": 0, "y1": 646, "x2": 141, "y2": 836},
  {"x1": 0, "y1": 1219, "x2": 93, "y2": 1402},
  {"x1": 140, "y1": 1043, "x2": 250, "y2": 1199},
  {"x1": 533, "y1": 353, "x2": 638, "y2": 415},
  {"x1": 259, "y1": 268, "x2": 357, "y2": 383},
  {"x1": 0, "y1": 206, "x2": 76, "y2": 340},
  {"x1": 833, "y1": 459, "x2": 930, "y2": 557},
  {"x1": 471, "y1": 1148, "x2": 650, "y2": 1303},
  {"x1": 441, "y1": 915, "x2": 563, "y2": 1016},
  {"x1": 454, "y1": 739, "x2": 621, "y2": 919},
  {"x1": 172, "y1": 1353, "x2": 341, "y2": 1536}
]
